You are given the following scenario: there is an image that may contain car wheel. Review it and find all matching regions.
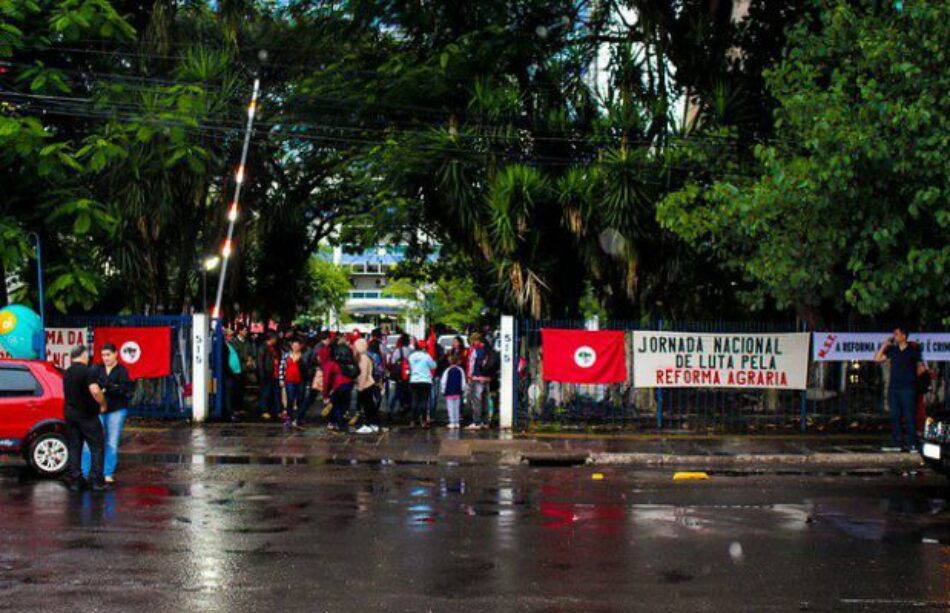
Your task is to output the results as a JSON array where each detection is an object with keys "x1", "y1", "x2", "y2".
[{"x1": 28, "y1": 432, "x2": 69, "y2": 477}]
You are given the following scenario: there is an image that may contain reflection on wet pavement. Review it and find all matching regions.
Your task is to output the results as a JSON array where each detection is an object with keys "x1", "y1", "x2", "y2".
[{"x1": 0, "y1": 463, "x2": 949, "y2": 612}]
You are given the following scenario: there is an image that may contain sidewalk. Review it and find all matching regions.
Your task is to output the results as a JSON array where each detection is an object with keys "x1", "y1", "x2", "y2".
[{"x1": 118, "y1": 422, "x2": 926, "y2": 471}]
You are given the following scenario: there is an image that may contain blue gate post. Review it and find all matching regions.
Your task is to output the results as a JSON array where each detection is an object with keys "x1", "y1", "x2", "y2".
[
  {"x1": 800, "y1": 321, "x2": 808, "y2": 433},
  {"x1": 213, "y1": 320, "x2": 225, "y2": 419}
]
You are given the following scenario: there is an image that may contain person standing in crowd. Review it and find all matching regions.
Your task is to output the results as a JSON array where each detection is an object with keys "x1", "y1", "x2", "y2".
[
  {"x1": 63, "y1": 346, "x2": 108, "y2": 492},
  {"x1": 409, "y1": 339, "x2": 437, "y2": 428},
  {"x1": 368, "y1": 338, "x2": 386, "y2": 427},
  {"x1": 324, "y1": 337, "x2": 357, "y2": 432},
  {"x1": 440, "y1": 354, "x2": 467, "y2": 430},
  {"x1": 483, "y1": 337, "x2": 501, "y2": 426},
  {"x1": 257, "y1": 333, "x2": 280, "y2": 420},
  {"x1": 388, "y1": 333, "x2": 412, "y2": 417},
  {"x1": 279, "y1": 337, "x2": 306, "y2": 426},
  {"x1": 223, "y1": 329, "x2": 242, "y2": 422},
  {"x1": 450, "y1": 336, "x2": 468, "y2": 365},
  {"x1": 353, "y1": 339, "x2": 379, "y2": 434},
  {"x1": 875, "y1": 326, "x2": 926, "y2": 452},
  {"x1": 81, "y1": 343, "x2": 132, "y2": 485},
  {"x1": 466, "y1": 333, "x2": 491, "y2": 430},
  {"x1": 232, "y1": 325, "x2": 255, "y2": 412}
]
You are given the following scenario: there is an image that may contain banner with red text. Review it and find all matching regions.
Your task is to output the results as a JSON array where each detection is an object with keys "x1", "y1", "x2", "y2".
[
  {"x1": 45, "y1": 327, "x2": 89, "y2": 369},
  {"x1": 632, "y1": 331, "x2": 809, "y2": 389}
]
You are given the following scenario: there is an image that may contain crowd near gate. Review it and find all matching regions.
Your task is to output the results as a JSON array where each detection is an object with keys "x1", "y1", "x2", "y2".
[
  {"x1": 47, "y1": 314, "x2": 193, "y2": 420},
  {"x1": 514, "y1": 320, "x2": 950, "y2": 433}
]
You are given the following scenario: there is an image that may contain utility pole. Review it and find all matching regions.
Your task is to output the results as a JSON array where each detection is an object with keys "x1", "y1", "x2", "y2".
[{"x1": 212, "y1": 78, "x2": 261, "y2": 322}]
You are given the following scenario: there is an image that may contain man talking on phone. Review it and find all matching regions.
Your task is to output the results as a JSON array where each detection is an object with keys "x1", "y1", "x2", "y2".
[{"x1": 875, "y1": 326, "x2": 926, "y2": 453}]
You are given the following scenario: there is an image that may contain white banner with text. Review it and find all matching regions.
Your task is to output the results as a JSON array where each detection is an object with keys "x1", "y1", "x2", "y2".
[
  {"x1": 812, "y1": 332, "x2": 950, "y2": 362},
  {"x1": 633, "y1": 331, "x2": 810, "y2": 389}
]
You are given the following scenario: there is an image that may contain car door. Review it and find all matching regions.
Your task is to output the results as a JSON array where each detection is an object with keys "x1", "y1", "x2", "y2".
[{"x1": 0, "y1": 365, "x2": 45, "y2": 450}]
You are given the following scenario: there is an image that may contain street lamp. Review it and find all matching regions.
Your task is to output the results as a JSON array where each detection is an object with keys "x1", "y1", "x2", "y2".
[{"x1": 201, "y1": 256, "x2": 221, "y2": 313}]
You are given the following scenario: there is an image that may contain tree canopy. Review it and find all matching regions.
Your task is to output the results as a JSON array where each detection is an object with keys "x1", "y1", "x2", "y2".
[{"x1": 1, "y1": 0, "x2": 944, "y2": 326}]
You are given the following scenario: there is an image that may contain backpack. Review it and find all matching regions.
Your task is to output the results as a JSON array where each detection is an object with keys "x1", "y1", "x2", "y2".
[
  {"x1": 227, "y1": 343, "x2": 241, "y2": 375},
  {"x1": 370, "y1": 351, "x2": 386, "y2": 382},
  {"x1": 333, "y1": 344, "x2": 360, "y2": 379}
]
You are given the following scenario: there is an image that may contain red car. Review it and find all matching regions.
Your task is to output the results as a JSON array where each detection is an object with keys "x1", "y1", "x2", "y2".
[{"x1": 0, "y1": 359, "x2": 69, "y2": 477}]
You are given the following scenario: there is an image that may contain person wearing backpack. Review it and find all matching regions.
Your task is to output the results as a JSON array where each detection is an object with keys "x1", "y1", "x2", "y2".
[
  {"x1": 323, "y1": 338, "x2": 356, "y2": 432},
  {"x1": 409, "y1": 339, "x2": 438, "y2": 428},
  {"x1": 388, "y1": 333, "x2": 412, "y2": 417},
  {"x1": 368, "y1": 338, "x2": 386, "y2": 426},
  {"x1": 353, "y1": 339, "x2": 380, "y2": 434},
  {"x1": 466, "y1": 333, "x2": 491, "y2": 430},
  {"x1": 223, "y1": 329, "x2": 242, "y2": 422}
]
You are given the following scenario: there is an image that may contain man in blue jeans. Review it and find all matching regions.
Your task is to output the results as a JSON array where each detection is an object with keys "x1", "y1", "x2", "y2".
[{"x1": 875, "y1": 326, "x2": 925, "y2": 452}]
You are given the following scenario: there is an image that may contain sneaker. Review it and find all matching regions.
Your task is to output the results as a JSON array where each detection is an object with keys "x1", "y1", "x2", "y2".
[
  {"x1": 370, "y1": 425, "x2": 380, "y2": 433},
  {"x1": 320, "y1": 403, "x2": 333, "y2": 418},
  {"x1": 465, "y1": 423, "x2": 479, "y2": 431},
  {"x1": 355, "y1": 425, "x2": 374, "y2": 434},
  {"x1": 91, "y1": 481, "x2": 112, "y2": 493},
  {"x1": 104, "y1": 476, "x2": 115, "y2": 484},
  {"x1": 349, "y1": 414, "x2": 361, "y2": 427}
]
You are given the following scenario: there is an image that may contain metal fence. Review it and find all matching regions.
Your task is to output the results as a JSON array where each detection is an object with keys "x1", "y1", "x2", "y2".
[
  {"x1": 515, "y1": 319, "x2": 950, "y2": 433},
  {"x1": 48, "y1": 314, "x2": 193, "y2": 420}
]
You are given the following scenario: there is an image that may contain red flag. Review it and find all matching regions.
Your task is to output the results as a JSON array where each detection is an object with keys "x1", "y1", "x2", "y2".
[
  {"x1": 541, "y1": 328, "x2": 627, "y2": 384},
  {"x1": 93, "y1": 327, "x2": 172, "y2": 379},
  {"x1": 427, "y1": 329, "x2": 438, "y2": 360}
]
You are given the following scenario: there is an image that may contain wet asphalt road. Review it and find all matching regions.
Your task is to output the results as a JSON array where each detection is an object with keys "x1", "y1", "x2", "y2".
[{"x1": 1, "y1": 460, "x2": 949, "y2": 612}]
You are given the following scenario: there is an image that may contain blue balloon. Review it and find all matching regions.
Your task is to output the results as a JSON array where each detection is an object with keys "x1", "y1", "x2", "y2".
[{"x1": 0, "y1": 304, "x2": 43, "y2": 359}]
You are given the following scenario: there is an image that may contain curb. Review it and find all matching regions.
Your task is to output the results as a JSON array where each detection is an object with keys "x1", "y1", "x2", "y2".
[{"x1": 587, "y1": 452, "x2": 923, "y2": 469}]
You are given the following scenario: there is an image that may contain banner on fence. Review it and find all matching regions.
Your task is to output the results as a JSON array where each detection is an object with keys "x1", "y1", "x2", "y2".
[
  {"x1": 632, "y1": 331, "x2": 810, "y2": 389},
  {"x1": 45, "y1": 327, "x2": 88, "y2": 369},
  {"x1": 541, "y1": 328, "x2": 627, "y2": 384},
  {"x1": 93, "y1": 326, "x2": 172, "y2": 379},
  {"x1": 812, "y1": 332, "x2": 950, "y2": 362}
]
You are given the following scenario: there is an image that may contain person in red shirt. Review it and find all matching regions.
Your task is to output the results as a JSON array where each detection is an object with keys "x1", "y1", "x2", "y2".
[
  {"x1": 279, "y1": 337, "x2": 306, "y2": 426},
  {"x1": 323, "y1": 337, "x2": 356, "y2": 432}
]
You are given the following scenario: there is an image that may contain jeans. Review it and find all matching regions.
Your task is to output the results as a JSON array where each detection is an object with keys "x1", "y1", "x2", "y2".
[
  {"x1": 284, "y1": 383, "x2": 305, "y2": 418},
  {"x1": 82, "y1": 408, "x2": 127, "y2": 480},
  {"x1": 411, "y1": 383, "x2": 431, "y2": 424},
  {"x1": 66, "y1": 414, "x2": 104, "y2": 484},
  {"x1": 469, "y1": 381, "x2": 489, "y2": 425},
  {"x1": 888, "y1": 388, "x2": 918, "y2": 449},
  {"x1": 330, "y1": 384, "x2": 353, "y2": 431},
  {"x1": 259, "y1": 379, "x2": 279, "y2": 416},
  {"x1": 445, "y1": 395, "x2": 461, "y2": 426}
]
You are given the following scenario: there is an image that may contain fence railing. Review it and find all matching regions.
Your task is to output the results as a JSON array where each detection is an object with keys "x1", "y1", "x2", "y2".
[
  {"x1": 48, "y1": 314, "x2": 193, "y2": 420},
  {"x1": 515, "y1": 319, "x2": 949, "y2": 433}
]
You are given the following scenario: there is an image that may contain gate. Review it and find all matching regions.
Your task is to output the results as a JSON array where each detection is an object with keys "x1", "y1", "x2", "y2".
[
  {"x1": 48, "y1": 314, "x2": 193, "y2": 420},
  {"x1": 516, "y1": 319, "x2": 950, "y2": 433}
]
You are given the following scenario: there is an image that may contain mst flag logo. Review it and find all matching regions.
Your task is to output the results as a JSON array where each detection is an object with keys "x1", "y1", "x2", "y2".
[
  {"x1": 542, "y1": 329, "x2": 626, "y2": 384},
  {"x1": 573, "y1": 346, "x2": 597, "y2": 368}
]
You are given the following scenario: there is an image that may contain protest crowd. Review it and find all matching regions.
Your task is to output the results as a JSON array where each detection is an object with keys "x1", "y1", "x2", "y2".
[{"x1": 220, "y1": 325, "x2": 502, "y2": 434}]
